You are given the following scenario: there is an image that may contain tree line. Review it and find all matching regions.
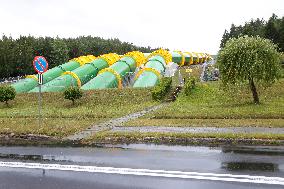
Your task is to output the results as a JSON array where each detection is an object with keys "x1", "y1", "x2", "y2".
[
  {"x1": 0, "y1": 35, "x2": 158, "y2": 78},
  {"x1": 220, "y1": 13, "x2": 284, "y2": 52}
]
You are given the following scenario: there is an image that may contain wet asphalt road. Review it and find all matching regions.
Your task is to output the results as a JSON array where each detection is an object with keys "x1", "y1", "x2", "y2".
[{"x1": 0, "y1": 144, "x2": 283, "y2": 189}]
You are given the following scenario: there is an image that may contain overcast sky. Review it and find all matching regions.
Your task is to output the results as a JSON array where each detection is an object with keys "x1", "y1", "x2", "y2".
[{"x1": 0, "y1": 0, "x2": 283, "y2": 54}]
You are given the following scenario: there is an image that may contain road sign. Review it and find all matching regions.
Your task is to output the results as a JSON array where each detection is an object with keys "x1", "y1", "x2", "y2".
[
  {"x1": 33, "y1": 56, "x2": 48, "y2": 74},
  {"x1": 38, "y1": 73, "x2": 43, "y2": 85},
  {"x1": 186, "y1": 69, "x2": 192, "y2": 73},
  {"x1": 32, "y1": 56, "x2": 48, "y2": 128}
]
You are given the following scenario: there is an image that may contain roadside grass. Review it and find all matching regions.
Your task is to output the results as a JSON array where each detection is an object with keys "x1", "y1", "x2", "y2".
[
  {"x1": 0, "y1": 117, "x2": 100, "y2": 138},
  {"x1": 85, "y1": 131, "x2": 284, "y2": 144},
  {"x1": 0, "y1": 88, "x2": 157, "y2": 137},
  {"x1": 124, "y1": 79, "x2": 284, "y2": 127},
  {"x1": 123, "y1": 118, "x2": 284, "y2": 127}
]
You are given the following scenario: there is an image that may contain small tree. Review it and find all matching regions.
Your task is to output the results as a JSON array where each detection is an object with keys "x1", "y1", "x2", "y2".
[
  {"x1": 64, "y1": 87, "x2": 83, "y2": 105},
  {"x1": 217, "y1": 36, "x2": 281, "y2": 104},
  {"x1": 0, "y1": 85, "x2": 16, "y2": 106}
]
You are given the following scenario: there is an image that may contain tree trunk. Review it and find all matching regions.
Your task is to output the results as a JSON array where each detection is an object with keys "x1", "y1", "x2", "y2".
[{"x1": 249, "y1": 78, "x2": 259, "y2": 104}]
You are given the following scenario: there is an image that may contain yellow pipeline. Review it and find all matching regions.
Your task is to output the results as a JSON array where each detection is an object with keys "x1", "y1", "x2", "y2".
[
  {"x1": 147, "y1": 49, "x2": 172, "y2": 64},
  {"x1": 123, "y1": 51, "x2": 146, "y2": 67},
  {"x1": 71, "y1": 55, "x2": 96, "y2": 66},
  {"x1": 97, "y1": 53, "x2": 120, "y2": 66}
]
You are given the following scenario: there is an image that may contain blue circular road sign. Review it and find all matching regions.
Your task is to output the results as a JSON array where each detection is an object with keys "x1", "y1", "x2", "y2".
[{"x1": 33, "y1": 56, "x2": 48, "y2": 74}]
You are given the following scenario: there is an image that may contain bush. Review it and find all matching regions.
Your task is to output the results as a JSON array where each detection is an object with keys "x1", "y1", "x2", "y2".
[
  {"x1": 64, "y1": 87, "x2": 83, "y2": 105},
  {"x1": 184, "y1": 77, "x2": 196, "y2": 96},
  {"x1": 0, "y1": 85, "x2": 16, "y2": 106},
  {"x1": 152, "y1": 77, "x2": 172, "y2": 101}
]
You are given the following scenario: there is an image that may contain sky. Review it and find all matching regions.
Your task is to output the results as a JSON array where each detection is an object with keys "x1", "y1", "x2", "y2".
[{"x1": 0, "y1": 0, "x2": 283, "y2": 54}]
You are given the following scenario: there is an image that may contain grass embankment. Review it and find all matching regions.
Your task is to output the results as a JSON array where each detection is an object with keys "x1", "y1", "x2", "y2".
[
  {"x1": 84, "y1": 77, "x2": 284, "y2": 146},
  {"x1": 124, "y1": 79, "x2": 284, "y2": 127},
  {"x1": 0, "y1": 88, "x2": 157, "y2": 138}
]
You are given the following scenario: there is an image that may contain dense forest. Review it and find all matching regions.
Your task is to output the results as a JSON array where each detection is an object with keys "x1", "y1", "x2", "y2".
[
  {"x1": 0, "y1": 35, "x2": 158, "y2": 78},
  {"x1": 220, "y1": 14, "x2": 284, "y2": 52}
]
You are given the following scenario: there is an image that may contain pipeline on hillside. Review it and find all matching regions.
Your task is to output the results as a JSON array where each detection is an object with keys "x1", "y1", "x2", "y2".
[
  {"x1": 11, "y1": 55, "x2": 96, "y2": 93},
  {"x1": 11, "y1": 49, "x2": 212, "y2": 92},
  {"x1": 29, "y1": 53, "x2": 120, "y2": 92}
]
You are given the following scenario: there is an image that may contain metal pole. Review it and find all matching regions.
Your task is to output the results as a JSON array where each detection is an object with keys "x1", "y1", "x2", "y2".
[{"x1": 38, "y1": 74, "x2": 42, "y2": 127}]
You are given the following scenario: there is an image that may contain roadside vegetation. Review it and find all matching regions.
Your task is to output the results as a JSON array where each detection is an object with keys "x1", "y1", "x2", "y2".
[
  {"x1": 124, "y1": 79, "x2": 284, "y2": 127},
  {"x1": 1, "y1": 14, "x2": 284, "y2": 145},
  {"x1": 64, "y1": 87, "x2": 83, "y2": 105},
  {"x1": 152, "y1": 77, "x2": 172, "y2": 101},
  {"x1": 0, "y1": 88, "x2": 157, "y2": 138},
  {"x1": 0, "y1": 85, "x2": 16, "y2": 106},
  {"x1": 85, "y1": 131, "x2": 284, "y2": 145},
  {"x1": 218, "y1": 36, "x2": 281, "y2": 104}
]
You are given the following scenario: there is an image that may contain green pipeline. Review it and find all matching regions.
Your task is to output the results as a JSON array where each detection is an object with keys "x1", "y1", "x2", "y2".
[
  {"x1": 30, "y1": 59, "x2": 109, "y2": 92},
  {"x1": 81, "y1": 56, "x2": 136, "y2": 90},
  {"x1": 11, "y1": 60, "x2": 80, "y2": 93},
  {"x1": 133, "y1": 55, "x2": 166, "y2": 88},
  {"x1": 133, "y1": 51, "x2": 186, "y2": 88}
]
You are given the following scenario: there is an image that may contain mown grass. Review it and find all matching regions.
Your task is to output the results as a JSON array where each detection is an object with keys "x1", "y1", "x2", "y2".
[
  {"x1": 0, "y1": 88, "x2": 157, "y2": 137},
  {"x1": 124, "y1": 118, "x2": 284, "y2": 127},
  {"x1": 85, "y1": 131, "x2": 284, "y2": 144},
  {"x1": 0, "y1": 117, "x2": 99, "y2": 138},
  {"x1": 124, "y1": 79, "x2": 284, "y2": 127}
]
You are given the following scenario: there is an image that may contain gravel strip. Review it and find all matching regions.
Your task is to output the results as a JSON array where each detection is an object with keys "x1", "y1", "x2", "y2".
[{"x1": 111, "y1": 126, "x2": 284, "y2": 134}]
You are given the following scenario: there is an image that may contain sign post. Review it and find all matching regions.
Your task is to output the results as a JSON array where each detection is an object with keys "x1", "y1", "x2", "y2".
[{"x1": 33, "y1": 56, "x2": 48, "y2": 127}]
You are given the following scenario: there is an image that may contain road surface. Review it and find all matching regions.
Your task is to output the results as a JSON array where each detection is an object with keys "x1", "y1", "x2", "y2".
[{"x1": 0, "y1": 144, "x2": 283, "y2": 189}]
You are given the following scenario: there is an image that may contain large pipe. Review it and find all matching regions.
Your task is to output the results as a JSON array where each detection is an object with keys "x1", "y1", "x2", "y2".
[
  {"x1": 132, "y1": 49, "x2": 212, "y2": 88},
  {"x1": 133, "y1": 49, "x2": 172, "y2": 88},
  {"x1": 11, "y1": 56, "x2": 94, "y2": 93},
  {"x1": 30, "y1": 53, "x2": 120, "y2": 92},
  {"x1": 81, "y1": 51, "x2": 146, "y2": 90},
  {"x1": 12, "y1": 50, "x2": 212, "y2": 93}
]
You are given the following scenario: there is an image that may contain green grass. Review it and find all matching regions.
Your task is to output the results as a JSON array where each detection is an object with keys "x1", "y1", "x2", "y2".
[
  {"x1": 124, "y1": 79, "x2": 284, "y2": 127},
  {"x1": 0, "y1": 117, "x2": 99, "y2": 138},
  {"x1": 0, "y1": 88, "x2": 158, "y2": 138},
  {"x1": 85, "y1": 131, "x2": 284, "y2": 145},
  {"x1": 124, "y1": 118, "x2": 284, "y2": 127}
]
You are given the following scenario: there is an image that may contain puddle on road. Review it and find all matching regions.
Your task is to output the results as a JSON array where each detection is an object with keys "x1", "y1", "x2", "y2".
[
  {"x1": 0, "y1": 153, "x2": 70, "y2": 163},
  {"x1": 222, "y1": 162, "x2": 279, "y2": 172}
]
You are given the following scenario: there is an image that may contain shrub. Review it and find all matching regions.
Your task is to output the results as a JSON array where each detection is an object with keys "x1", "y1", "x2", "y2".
[
  {"x1": 0, "y1": 85, "x2": 16, "y2": 106},
  {"x1": 152, "y1": 77, "x2": 172, "y2": 101},
  {"x1": 64, "y1": 87, "x2": 83, "y2": 105},
  {"x1": 184, "y1": 77, "x2": 196, "y2": 96}
]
